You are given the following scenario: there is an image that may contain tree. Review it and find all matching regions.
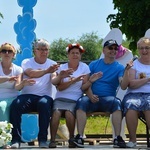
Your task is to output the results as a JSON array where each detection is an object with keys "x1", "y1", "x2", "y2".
[
  {"x1": 50, "y1": 32, "x2": 103, "y2": 61},
  {"x1": 50, "y1": 38, "x2": 75, "y2": 61},
  {"x1": 0, "y1": 13, "x2": 3, "y2": 23},
  {"x1": 107, "y1": 0, "x2": 150, "y2": 51},
  {"x1": 77, "y1": 32, "x2": 102, "y2": 61}
]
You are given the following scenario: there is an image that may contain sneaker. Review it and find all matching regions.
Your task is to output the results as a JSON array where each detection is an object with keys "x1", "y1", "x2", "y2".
[
  {"x1": 11, "y1": 142, "x2": 20, "y2": 149},
  {"x1": 72, "y1": 134, "x2": 84, "y2": 148},
  {"x1": 39, "y1": 141, "x2": 48, "y2": 148},
  {"x1": 49, "y1": 141, "x2": 57, "y2": 148},
  {"x1": 2, "y1": 145, "x2": 11, "y2": 149},
  {"x1": 68, "y1": 138, "x2": 76, "y2": 148},
  {"x1": 113, "y1": 135, "x2": 126, "y2": 148},
  {"x1": 126, "y1": 141, "x2": 137, "y2": 148}
]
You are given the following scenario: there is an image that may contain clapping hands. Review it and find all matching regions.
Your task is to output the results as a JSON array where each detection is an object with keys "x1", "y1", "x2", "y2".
[
  {"x1": 59, "y1": 68, "x2": 74, "y2": 78},
  {"x1": 22, "y1": 79, "x2": 36, "y2": 86},
  {"x1": 8, "y1": 76, "x2": 18, "y2": 82},
  {"x1": 89, "y1": 71, "x2": 103, "y2": 83},
  {"x1": 46, "y1": 64, "x2": 60, "y2": 73},
  {"x1": 70, "y1": 74, "x2": 86, "y2": 83}
]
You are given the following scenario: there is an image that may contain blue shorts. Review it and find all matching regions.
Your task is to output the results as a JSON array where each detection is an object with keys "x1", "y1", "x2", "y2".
[
  {"x1": 122, "y1": 92, "x2": 150, "y2": 116},
  {"x1": 76, "y1": 96, "x2": 122, "y2": 114}
]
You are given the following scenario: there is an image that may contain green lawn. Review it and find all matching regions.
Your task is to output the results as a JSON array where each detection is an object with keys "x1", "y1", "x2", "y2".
[
  {"x1": 60, "y1": 116, "x2": 146, "y2": 135},
  {"x1": 85, "y1": 116, "x2": 146, "y2": 134}
]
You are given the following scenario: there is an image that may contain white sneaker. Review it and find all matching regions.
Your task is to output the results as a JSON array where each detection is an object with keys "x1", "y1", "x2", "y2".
[
  {"x1": 11, "y1": 142, "x2": 20, "y2": 149},
  {"x1": 126, "y1": 141, "x2": 137, "y2": 148}
]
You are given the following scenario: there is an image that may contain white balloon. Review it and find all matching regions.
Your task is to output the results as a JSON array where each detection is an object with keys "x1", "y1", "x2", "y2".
[
  {"x1": 102, "y1": 28, "x2": 123, "y2": 46},
  {"x1": 145, "y1": 29, "x2": 150, "y2": 38}
]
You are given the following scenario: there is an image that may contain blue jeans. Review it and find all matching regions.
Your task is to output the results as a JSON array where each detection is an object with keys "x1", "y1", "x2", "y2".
[
  {"x1": 76, "y1": 96, "x2": 122, "y2": 113},
  {"x1": 10, "y1": 94, "x2": 53, "y2": 142}
]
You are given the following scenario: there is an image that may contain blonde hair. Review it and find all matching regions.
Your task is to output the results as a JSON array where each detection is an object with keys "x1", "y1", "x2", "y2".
[
  {"x1": 0, "y1": 43, "x2": 16, "y2": 53},
  {"x1": 137, "y1": 37, "x2": 150, "y2": 47}
]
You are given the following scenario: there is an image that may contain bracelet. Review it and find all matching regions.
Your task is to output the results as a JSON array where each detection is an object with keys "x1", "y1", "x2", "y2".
[{"x1": 88, "y1": 80, "x2": 92, "y2": 84}]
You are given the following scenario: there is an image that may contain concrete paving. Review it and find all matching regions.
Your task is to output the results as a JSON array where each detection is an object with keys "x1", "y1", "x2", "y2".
[{"x1": 14, "y1": 142, "x2": 149, "y2": 150}]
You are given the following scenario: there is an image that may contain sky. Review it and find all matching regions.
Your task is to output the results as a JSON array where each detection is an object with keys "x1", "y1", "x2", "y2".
[{"x1": 0, "y1": 0, "x2": 117, "y2": 49}]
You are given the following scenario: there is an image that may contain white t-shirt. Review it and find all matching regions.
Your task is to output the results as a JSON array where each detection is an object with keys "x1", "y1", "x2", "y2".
[
  {"x1": 55, "y1": 62, "x2": 90, "y2": 101},
  {"x1": 21, "y1": 57, "x2": 56, "y2": 96},
  {"x1": 127, "y1": 59, "x2": 150, "y2": 94},
  {"x1": 0, "y1": 62, "x2": 23, "y2": 99}
]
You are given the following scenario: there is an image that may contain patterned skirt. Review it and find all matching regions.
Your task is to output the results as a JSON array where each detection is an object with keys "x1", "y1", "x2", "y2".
[{"x1": 122, "y1": 92, "x2": 150, "y2": 115}]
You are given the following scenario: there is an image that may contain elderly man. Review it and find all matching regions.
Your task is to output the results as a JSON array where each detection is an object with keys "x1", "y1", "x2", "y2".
[{"x1": 71, "y1": 39, "x2": 129, "y2": 148}]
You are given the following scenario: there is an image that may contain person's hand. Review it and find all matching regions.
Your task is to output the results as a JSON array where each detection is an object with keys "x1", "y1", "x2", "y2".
[
  {"x1": 89, "y1": 71, "x2": 103, "y2": 83},
  {"x1": 46, "y1": 64, "x2": 60, "y2": 73},
  {"x1": 70, "y1": 74, "x2": 86, "y2": 83},
  {"x1": 59, "y1": 68, "x2": 74, "y2": 78},
  {"x1": 89, "y1": 94, "x2": 99, "y2": 103},
  {"x1": 8, "y1": 76, "x2": 18, "y2": 82},
  {"x1": 125, "y1": 60, "x2": 133, "y2": 70},
  {"x1": 22, "y1": 79, "x2": 36, "y2": 86}
]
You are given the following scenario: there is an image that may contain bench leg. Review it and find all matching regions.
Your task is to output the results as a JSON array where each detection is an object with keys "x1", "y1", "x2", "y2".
[
  {"x1": 28, "y1": 141, "x2": 35, "y2": 146},
  {"x1": 146, "y1": 125, "x2": 150, "y2": 147}
]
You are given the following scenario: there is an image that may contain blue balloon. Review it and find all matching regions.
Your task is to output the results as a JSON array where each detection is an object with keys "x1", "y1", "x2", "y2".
[
  {"x1": 13, "y1": 0, "x2": 37, "y2": 66},
  {"x1": 14, "y1": 0, "x2": 38, "y2": 142}
]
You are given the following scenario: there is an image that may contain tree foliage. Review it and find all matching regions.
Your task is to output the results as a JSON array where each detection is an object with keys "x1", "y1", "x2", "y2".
[
  {"x1": 50, "y1": 38, "x2": 75, "y2": 61},
  {"x1": 77, "y1": 32, "x2": 102, "y2": 61},
  {"x1": 107, "y1": 0, "x2": 150, "y2": 51},
  {"x1": 50, "y1": 32, "x2": 103, "y2": 61}
]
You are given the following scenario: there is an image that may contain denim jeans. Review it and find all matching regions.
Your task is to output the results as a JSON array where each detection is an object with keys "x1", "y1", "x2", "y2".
[
  {"x1": 76, "y1": 95, "x2": 121, "y2": 113},
  {"x1": 10, "y1": 94, "x2": 53, "y2": 142}
]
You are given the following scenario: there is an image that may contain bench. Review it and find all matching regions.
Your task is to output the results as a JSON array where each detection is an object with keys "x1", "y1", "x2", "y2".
[{"x1": 87, "y1": 111, "x2": 150, "y2": 147}]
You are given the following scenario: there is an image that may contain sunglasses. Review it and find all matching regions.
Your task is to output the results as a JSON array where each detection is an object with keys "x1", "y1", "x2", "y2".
[
  {"x1": 108, "y1": 46, "x2": 118, "y2": 51},
  {"x1": 1, "y1": 49, "x2": 13, "y2": 54}
]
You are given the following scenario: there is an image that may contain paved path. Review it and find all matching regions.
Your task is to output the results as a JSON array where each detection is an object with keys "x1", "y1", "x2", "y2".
[{"x1": 15, "y1": 142, "x2": 149, "y2": 150}]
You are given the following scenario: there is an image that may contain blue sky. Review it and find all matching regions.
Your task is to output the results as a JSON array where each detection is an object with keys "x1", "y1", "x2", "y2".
[{"x1": 0, "y1": 0, "x2": 117, "y2": 49}]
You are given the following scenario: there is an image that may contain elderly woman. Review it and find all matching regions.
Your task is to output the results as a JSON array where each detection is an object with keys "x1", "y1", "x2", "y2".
[
  {"x1": 122, "y1": 37, "x2": 150, "y2": 148},
  {"x1": 49, "y1": 43, "x2": 92, "y2": 148}
]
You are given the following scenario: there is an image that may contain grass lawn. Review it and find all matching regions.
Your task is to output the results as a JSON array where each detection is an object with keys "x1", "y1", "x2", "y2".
[{"x1": 60, "y1": 116, "x2": 146, "y2": 135}]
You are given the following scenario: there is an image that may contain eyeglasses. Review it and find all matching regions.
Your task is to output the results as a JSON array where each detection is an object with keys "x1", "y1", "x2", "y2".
[
  {"x1": 0, "y1": 49, "x2": 13, "y2": 54},
  {"x1": 108, "y1": 46, "x2": 118, "y2": 51},
  {"x1": 138, "y1": 46, "x2": 150, "y2": 50},
  {"x1": 36, "y1": 48, "x2": 49, "y2": 52}
]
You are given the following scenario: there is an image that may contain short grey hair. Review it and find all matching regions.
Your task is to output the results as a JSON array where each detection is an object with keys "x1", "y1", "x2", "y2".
[{"x1": 32, "y1": 39, "x2": 50, "y2": 50}]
